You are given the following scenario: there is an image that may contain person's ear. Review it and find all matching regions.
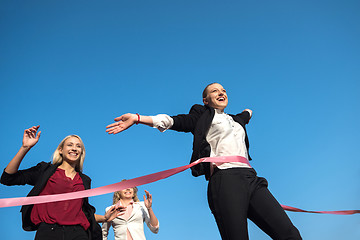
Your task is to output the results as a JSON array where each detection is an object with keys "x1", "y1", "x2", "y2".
[
  {"x1": 203, "y1": 97, "x2": 208, "y2": 105},
  {"x1": 59, "y1": 148, "x2": 63, "y2": 155}
]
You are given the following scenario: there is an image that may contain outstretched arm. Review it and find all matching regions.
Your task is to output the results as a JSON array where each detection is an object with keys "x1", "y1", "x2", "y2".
[
  {"x1": 5, "y1": 125, "x2": 41, "y2": 174},
  {"x1": 106, "y1": 113, "x2": 154, "y2": 134}
]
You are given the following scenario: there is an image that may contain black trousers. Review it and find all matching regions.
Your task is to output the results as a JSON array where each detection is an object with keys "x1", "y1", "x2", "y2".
[
  {"x1": 207, "y1": 168, "x2": 302, "y2": 240},
  {"x1": 35, "y1": 223, "x2": 89, "y2": 240}
]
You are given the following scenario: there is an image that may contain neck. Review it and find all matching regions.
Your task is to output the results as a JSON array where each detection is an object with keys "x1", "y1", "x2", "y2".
[
  {"x1": 58, "y1": 160, "x2": 77, "y2": 173},
  {"x1": 121, "y1": 198, "x2": 134, "y2": 206}
]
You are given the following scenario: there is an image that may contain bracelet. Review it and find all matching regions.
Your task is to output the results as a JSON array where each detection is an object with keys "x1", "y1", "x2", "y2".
[{"x1": 135, "y1": 113, "x2": 140, "y2": 125}]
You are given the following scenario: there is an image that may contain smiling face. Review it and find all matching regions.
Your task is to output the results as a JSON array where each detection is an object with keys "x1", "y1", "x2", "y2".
[
  {"x1": 119, "y1": 188, "x2": 135, "y2": 200},
  {"x1": 59, "y1": 136, "x2": 83, "y2": 164},
  {"x1": 203, "y1": 83, "x2": 228, "y2": 111}
]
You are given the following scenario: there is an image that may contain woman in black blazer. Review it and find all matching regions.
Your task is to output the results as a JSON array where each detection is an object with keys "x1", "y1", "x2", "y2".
[
  {"x1": 1, "y1": 125, "x2": 124, "y2": 240},
  {"x1": 106, "y1": 83, "x2": 301, "y2": 240}
]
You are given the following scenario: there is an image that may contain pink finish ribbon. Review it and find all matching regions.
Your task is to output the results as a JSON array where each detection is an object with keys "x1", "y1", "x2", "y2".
[
  {"x1": 281, "y1": 205, "x2": 360, "y2": 215},
  {"x1": 0, "y1": 156, "x2": 358, "y2": 215}
]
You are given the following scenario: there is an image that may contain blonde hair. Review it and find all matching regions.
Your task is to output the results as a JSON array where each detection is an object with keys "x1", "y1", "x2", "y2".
[
  {"x1": 52, "y1": 135, "x2": 85, "y2": 172},
  {"x1": 113, "y1": 180, "x2": 140, "y2": 204}
]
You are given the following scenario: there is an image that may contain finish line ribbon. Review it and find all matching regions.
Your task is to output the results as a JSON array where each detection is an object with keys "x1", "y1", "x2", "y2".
[
  {"x1": 0, "y1": 156, "x2": 359, "y2": 215},
  {"x1": 281, "y1": 205, "x2": 360, "y2": 215}
]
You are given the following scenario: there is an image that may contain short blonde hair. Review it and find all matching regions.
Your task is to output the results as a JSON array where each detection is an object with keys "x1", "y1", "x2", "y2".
[
  {"x1": 52, "y1": 135, "x2": 85, "y2": 172},
  {"x1": 113, "y1": 180, "x2": 140, "y2": 204}
]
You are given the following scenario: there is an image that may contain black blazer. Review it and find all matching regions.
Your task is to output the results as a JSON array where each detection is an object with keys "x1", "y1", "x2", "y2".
[
  {"x1": 171, "y1": 104, "x2": 251, "y2": 180},
  {"x1": 0, "y1": 161, "x2": 102, "y2": 240}
]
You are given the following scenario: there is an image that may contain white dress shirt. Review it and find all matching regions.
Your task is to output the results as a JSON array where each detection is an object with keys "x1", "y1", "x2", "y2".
[{"x1": 152, "y1": 109, "x2": 251, "y2": 169}]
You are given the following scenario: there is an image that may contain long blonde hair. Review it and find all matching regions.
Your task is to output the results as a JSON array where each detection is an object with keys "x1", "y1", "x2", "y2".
[
  {"x1": 52, "y1": 135, "x2": 85, "y2": 172},
  {"x1": 113, "y1": 180, "x2": 140, "y2": 204}
]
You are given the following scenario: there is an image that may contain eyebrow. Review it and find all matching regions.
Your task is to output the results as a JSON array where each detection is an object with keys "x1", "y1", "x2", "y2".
[
  {"x1": 66, "y1": 141, "x2": 81, "y2": 145},
  {"x1": 210, "y1": 87, "x2": 225, "y2": 91}
]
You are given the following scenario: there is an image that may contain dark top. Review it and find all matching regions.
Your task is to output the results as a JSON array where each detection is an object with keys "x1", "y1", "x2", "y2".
[
  {"x1": 170, "y1": 104, "x2": 251, "y2": 180},
  {"x1": 0, "y1": 161, "x2": 102, "y2": 240}
]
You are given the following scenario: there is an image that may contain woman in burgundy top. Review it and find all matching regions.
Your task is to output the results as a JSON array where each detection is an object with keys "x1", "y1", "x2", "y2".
[{"x1": 1, "y1": 125, "x2": 124, "y2": 240}]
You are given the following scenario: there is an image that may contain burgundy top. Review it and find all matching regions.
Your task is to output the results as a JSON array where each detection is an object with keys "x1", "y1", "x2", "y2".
[{"x1": 30, "y1": 168, "x2": 90, "y2": 230}]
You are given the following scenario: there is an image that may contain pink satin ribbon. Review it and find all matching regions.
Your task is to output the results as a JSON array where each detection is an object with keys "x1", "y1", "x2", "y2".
[
  {"x1": 281, "y1": 205, "x2": 360, "y2": 215},
  {"x1": 0, "y1": 156, "x2": 358, "y2": 215}
]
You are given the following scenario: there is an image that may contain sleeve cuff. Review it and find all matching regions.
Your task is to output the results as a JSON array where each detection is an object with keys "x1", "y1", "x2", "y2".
[{"x1": 151, "y1": 114, "x2": 174, "y2": 132}]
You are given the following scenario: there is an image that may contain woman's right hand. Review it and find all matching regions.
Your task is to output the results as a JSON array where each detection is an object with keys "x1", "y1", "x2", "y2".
[
  {"x1": 22, "y1": 125, "x2": 41, "y2": 149},
  {"x1": 4, "y1": 125, "x2": 41, "y2": 174},
  {"x1": 106, "y1": 113, "x2": 138, "y2": 134}
]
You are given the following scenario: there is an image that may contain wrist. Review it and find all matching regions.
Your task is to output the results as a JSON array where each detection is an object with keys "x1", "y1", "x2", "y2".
[
  {"x1": 20, "y1": 145, "x2": 32, "y2": 151},
  {"x1": 131, "y1": 114, "x2": 139, "y2": 124},
  {"x1": 135, "y1": 113, "x2": 140, "y2": 125}
]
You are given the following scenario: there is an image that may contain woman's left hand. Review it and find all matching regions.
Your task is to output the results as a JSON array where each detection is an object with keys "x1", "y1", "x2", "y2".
[
  {"x1": 144, "y1": 190, "x2": 153, "y2": 209},
  {"x1": 104, "y1": 205, "x2": 126, "y2": 222}
]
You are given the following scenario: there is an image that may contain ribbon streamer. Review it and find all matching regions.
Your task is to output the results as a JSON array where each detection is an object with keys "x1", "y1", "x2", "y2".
[
  {"x1": 0, "y1": 156, "x2": 358, "y2": 215},
  {"x1": 0, "y1": 156, "x2": 244, "y2": 208},
  {"x1": 281, "y1": 205, "x2": 360, "y2": 215}
]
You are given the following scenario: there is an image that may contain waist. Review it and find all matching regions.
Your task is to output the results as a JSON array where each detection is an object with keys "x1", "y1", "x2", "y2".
[
  {"x1": 213, "y1": 166, "x2": 256, "y2": 176},
  {"x1": 38, "y1": 222, "x2": 86, "y2": 230}
]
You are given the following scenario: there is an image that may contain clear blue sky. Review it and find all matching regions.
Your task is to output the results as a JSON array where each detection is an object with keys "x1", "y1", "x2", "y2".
[{"x1": 0, "y1": 1, "x2": 359, "y2": 239}]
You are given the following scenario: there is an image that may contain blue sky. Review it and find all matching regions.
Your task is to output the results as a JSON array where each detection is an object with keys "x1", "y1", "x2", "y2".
[{"x1": 0, "y1": 1, "x2": 359, "y2": 239}]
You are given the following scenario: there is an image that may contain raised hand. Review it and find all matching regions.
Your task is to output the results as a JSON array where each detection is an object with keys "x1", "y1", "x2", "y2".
[
  {"x1": 106, "y1": 113, "x2": 137, "y2": 134},
  {"x1": 4, "y1": 125, "x2": 41, "y2": 174},
  {"x1": 23, "y1": 125, "x2": 41, "y2": 149},
  {"x1": 143, "y1": 190, "x2": 153, "y2": 209}
]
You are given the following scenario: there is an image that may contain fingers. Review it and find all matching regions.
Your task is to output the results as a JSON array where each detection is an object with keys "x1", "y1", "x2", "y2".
[
  {"x1": 105, "y1": 118, "x2": 125, "y2": 135},
  {"x1": 144, "y1": 190, "x2": 152, "y2": 202},
  {"x1": 106, "y1": 122, "x2": 120, "y2": 129},
  {"x1": 106, "y1": 122, "x2": 131, "y2": 134},
  {"x1": 118, "y1": 206, "x2": 126, "y2": 212},
  {"x1": 116, "y1": 206, "x2": 126, "y2": 216},
  {"x1": 144, "y1": 190, "x2": 151, "y2": 198},
  {"x1": 106, "y1": 114, "x2": 136, "y2": 134},
  {"x1": 106, "y1": 126, "x2": 122, "y2": 135},
  {"x1": 37, "y1": 130, "x2": 41, "y2": 140},
  {"x1": 114, "y1": 116, "x2": 124, "y2": 122},
  {"x1": 25, "y1": 125, "x2": 40, "y2": 138}
]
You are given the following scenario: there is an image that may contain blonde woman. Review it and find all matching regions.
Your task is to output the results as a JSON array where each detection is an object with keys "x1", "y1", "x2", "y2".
[
  {"x1": 102, "y1": 184, "x2": 159, "y2": 240},
  {"x1": 0, "y1": 126, "x2": 124, "y2": 240}
]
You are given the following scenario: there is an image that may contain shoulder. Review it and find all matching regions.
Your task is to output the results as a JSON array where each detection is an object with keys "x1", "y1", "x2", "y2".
[
  {"x1": 135, "y1": 201, "x2": 145, "y2": 206},
  {"x1": 189, "y1": 104, "x2": 207, "y2": 114},
  {"x1": 231, "y1": 110, "x2": 251, "y2": 124},
  {"x1": 23, "y1": 161, "x2": 54, "y2": 174},
  {"x1": 135, "y1": 201, "x2": 147, "y2": 210},
  {"x1": 36, "y1": 161, "x2": 53, "y2": 169}
]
